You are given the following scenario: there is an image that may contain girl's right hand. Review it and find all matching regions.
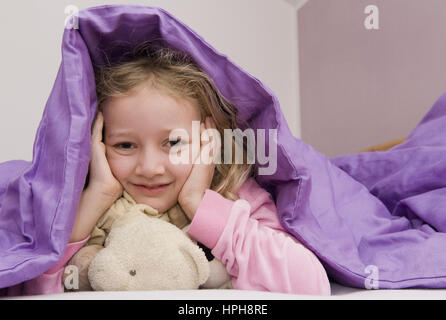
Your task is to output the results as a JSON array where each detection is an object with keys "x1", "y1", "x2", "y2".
[{"x1": 87, "y1": 111, "x2": 123, "y2": 202}]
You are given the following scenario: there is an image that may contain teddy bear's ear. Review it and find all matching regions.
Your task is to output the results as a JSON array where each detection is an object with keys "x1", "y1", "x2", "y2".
[{"x1": 180, "y1": 242, "x2": 210, "y2": 286}]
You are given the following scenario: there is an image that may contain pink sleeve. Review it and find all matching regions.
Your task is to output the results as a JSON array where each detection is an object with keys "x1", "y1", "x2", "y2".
[
  {"x1": 187, "y1": 183, "x2": 331, "y2": 296},
  {"x1": 21, "y1": 236, "x2": 90, "y2": 296}
]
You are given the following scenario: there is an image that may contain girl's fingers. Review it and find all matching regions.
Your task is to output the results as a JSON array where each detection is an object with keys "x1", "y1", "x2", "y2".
[
  {"x1": 208, "y1": 118, "x2": 220, "y2": 159},
  {"x1": 92, "y1": 112, "x2": 103, "y2": 141},
  {"x1": 91, "y1": 113, "x2": 106, "y2": 164},
  {"x1": 203, "y1": 117, "x2": 220, "y2": 163},
  {"x1": 194, "y1": 117, "x2": 219, "y2": 165}
]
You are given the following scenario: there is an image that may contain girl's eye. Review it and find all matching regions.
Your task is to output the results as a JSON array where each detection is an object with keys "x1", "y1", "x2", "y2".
[
  {"x1": 114, "y1": 142, "x2": 135, "y2": 150},
  {"x1": 167, "y1": 139, "x2": 183, "y2": 147}
]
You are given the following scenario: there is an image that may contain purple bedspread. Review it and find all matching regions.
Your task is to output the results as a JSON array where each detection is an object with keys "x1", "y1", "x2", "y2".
[{"x1": 280, "y1": 92, "x2": 446, "y2": 289}]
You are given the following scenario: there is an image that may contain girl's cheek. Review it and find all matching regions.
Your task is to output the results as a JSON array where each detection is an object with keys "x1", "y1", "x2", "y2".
[
  {"x1": 106, "y1": 151, "x2": 133, "y2": 181},
  {"x1": 170, "y1": 162, "x2": 193, "y2": 185},
  {"x1": 168, "y1": 145, "x2": 193, "y2": 177}
]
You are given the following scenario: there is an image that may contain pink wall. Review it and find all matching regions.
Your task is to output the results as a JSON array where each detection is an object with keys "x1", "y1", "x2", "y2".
[{"x1": 298, "y1": 0, "x2": 446, "y2": 157}]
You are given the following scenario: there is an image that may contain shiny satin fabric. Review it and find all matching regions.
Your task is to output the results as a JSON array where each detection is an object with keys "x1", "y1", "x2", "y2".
[
  {"x1": 280, "y1": 92, "x2": 446, "y2": 289},
  {"x1": 326, "y1": 92, "x2": 446, "y2": 288}
]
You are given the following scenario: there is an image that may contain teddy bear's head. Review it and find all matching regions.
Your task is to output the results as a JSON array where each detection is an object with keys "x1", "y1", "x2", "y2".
[{"x1": 87, "y1": 210, "x2": 210, "y2": 291}]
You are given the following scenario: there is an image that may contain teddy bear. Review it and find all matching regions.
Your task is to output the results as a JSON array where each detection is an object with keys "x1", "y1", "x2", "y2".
[{"x1": 63, "y1": 190, "x2": 232, "y2": 291}]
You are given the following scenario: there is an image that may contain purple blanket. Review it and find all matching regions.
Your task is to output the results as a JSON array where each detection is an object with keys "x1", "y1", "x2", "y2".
[
  {"x1": 280, "y1": 92, "x2": 446, "y2": 289},
  {"x1": 1, "y1": 4, "x2": 445, "y2": 292}
]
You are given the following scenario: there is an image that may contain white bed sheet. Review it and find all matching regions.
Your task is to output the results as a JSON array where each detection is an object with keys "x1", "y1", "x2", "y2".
[{"x1": 5, "y1": 283, "x2": 446, "y2": 300}]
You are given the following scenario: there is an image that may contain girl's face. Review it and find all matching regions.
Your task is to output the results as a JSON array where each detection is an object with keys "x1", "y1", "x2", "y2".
[{"x1": 102, "y1": 81, "x2": 201, "y2": 212}]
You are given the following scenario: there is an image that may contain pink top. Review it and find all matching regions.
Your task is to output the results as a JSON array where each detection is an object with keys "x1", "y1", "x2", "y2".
[
  {"x1": 186, "y1": 177, "x2": 330, "y2": 295},
  {"x1": 7, "y1": 177, "x2": 330, "y2": 296}
]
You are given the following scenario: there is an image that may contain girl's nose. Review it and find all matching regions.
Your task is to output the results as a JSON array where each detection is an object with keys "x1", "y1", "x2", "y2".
[{"x1": 134, "y1": 148, "x2": 166, "y2": 177}]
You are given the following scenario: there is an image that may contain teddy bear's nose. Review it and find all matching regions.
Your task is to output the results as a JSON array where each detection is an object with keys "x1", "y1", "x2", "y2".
[{"x1": 129, "y1": 269, "x2": 136, "y2": 276}]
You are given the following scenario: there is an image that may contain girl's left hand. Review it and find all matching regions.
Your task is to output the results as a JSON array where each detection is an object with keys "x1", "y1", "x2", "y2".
[{"x1": 178, "y1": 117, "x2": 220, "y2": 220}]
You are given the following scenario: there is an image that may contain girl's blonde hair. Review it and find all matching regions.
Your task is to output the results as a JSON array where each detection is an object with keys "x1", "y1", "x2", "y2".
[{"x1": 94, "y1": 41, "x2": 255, "y2": 200}]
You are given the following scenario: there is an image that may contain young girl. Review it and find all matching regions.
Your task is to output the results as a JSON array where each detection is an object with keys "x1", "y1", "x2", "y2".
[{"x1": 23, "y1": 43, "x2": 330, "y2": 296}]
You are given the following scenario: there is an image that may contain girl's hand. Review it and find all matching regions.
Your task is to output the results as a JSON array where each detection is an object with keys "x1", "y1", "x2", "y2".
[
  {"x1": 87, "y1": 111, "x2": 123, "y2": 202},
  {"x1": 178, "y1": 117, "x2": 220, "y2": 220}
]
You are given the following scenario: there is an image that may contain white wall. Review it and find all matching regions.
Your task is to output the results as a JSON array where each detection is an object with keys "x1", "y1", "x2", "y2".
[{"x1": 0, "y1": 0, "x2": 300, "y2": 163}]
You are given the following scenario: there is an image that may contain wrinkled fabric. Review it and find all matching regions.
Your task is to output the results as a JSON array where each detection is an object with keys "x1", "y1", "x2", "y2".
[
  {"x1": 87, "y1": 190, "x2": 189, "y2": 247},
  {"x1": 280, "y1": 92, "x2": 446, "y2": 289},
  {"x1": 1, "y1": 4, "x2": 446, "y2": 292}
]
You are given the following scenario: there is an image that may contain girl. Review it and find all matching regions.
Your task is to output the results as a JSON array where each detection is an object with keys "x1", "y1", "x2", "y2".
[{"x1": 24, "y1": 43, "x2": 330, "y2": 296}]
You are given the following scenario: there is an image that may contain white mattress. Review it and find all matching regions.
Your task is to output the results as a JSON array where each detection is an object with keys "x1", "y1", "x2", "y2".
[{"x1": 5, "y1": 283, "x2": 446, "y2": 300}]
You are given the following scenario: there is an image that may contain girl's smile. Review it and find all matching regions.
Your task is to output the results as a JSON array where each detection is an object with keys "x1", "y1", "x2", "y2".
[{"x1": 132, "y1": 182, "x2": 172, "y2": 195}]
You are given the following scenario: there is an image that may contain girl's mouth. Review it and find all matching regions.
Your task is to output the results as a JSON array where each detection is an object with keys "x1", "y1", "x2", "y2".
[{"x1": 133, "y1": 183, "x2": 171, "y2": 195}]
